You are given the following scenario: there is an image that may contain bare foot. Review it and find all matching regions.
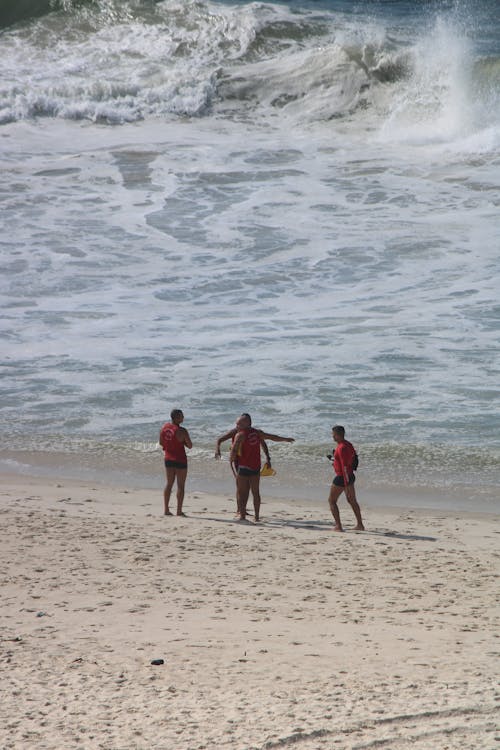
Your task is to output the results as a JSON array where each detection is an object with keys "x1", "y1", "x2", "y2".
[
  {"x1": 176, "y1": 512, "x2": 186, "y2": 517},
  {"x1": 332, "y1": 525, "x2": 343, "y2": 532},
  {"x1": 354, "y1": 524, "x2": 365, "y2": 531},
  {"x1": 164, "y1": 510, "x2": 173, "y2": 516}
]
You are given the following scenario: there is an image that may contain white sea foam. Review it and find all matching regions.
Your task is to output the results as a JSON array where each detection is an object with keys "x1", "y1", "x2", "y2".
[{"x1": 1, "y1": 0, "x2": 499, "y2": 495}]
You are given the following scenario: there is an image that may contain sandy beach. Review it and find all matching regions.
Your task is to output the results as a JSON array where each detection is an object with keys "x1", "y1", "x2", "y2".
[{"x1": 1, "y1": 472, "x2": 498, "y2": 750}]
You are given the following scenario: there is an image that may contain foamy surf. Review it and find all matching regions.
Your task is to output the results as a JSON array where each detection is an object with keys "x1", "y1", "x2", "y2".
[{"x1": 1, "y1": 0, "x2": 499, "y2": 503}]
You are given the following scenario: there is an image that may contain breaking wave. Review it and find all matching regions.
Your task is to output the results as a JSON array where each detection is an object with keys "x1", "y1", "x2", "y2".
[{"x1": 0, "y1": 0, "x2": 497, "y2": 142}]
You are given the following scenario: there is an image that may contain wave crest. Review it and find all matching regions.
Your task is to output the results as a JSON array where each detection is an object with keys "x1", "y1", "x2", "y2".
[{"x1": 0, "y1": 0, "x2": 497, "y2": 139}]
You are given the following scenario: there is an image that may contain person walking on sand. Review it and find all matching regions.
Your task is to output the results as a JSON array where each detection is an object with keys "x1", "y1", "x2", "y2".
[
  {"x1": 328, "y1": 425, "x2": 364, "y2": 532},
  {"x1": 229, "y1": 414, "x2": 294, "y2": 522},
  {"x1": 159, "y1": 408, "x2": 192, "y2": 516}
]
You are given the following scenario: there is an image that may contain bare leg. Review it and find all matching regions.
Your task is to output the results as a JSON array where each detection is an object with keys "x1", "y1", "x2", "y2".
[
  {"x1": 175, "y1": 468, "x2": 188, "y2": 515},
  {"x1": 328, "y1": 484, "x2": 344, "y2": 531},
  {"x1": 345, "y1": 484, "x2": 364, "y2": 530},
  {"x1": 163, "y1": 466, "x2": 176, "y2": 515},
  {"x1": 248, "y1": 474, "x2": 262, "y2": 522},
  {"x1": 236, "y1": 475, "x2": 250, "y2": 519}
]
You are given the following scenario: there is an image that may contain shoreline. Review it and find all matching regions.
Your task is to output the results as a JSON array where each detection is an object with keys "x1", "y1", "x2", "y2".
[
  {"x1": 0, "y1": 467, "x2": 498, "y2": 521},
  {"x1": 1, "y1": 471, "x2": 498, "y2": 749},
  {"x1": 1, "y1": 448, "x2": 498, "y2": 515}
]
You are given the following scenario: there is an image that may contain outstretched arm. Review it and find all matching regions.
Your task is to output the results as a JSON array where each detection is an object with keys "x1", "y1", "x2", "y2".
[
  {"x1": 257, "y1": 430, "x2": 294, "y2": 444},
  {"x1": 214, "y1": 428, "x2": 237, "y2": 458}
]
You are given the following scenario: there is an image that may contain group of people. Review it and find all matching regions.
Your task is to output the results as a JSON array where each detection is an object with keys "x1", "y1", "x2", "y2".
[{"x1": 159, "y1": 409, "x2": 364, "y2": 531}]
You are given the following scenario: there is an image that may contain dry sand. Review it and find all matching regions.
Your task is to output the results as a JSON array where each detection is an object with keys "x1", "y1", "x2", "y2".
[{"x1": 1, "y1": 473, "x2": 498, "y2": 749}]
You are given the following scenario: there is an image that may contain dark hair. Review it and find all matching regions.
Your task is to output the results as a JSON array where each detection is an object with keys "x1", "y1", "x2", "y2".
[
  {"x1": 332, "y1": 424, "x2": 345, "y2": 437},
  {"x1": 171, "y1": 408, "x2": 183, "y2": 421},
  {"x1": 240, "y1": 412, "x2": 252, "y2": 425}
]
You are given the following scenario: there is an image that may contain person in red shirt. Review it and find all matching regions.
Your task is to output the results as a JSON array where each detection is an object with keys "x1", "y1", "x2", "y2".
[
  {"x1": 159, "y1": 408, "x2": 192, "y2": 516},
  {"x1": 214, "y1": 414, "x2": 272, "y2": 519},
  {"x1": 214, "y1": 413, "x2": 271, "y2": 465},
  {"x1": 229, "y1": 414, "x2": 294, "y2": 522},
  {"x1": 328, "y1": 425, "x2": 364, "y2": 532}
]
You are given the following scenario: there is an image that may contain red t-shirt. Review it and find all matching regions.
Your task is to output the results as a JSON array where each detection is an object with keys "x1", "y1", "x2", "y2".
[
  {"x1": 160, "y1": 422, "x2": 187, "y2": 463},
  {"x1": 237, "y1": 428, "x2": 261, "y2": 471},
  {"x1": 333, "y1": 440, "x2": 356, "y2": 481}
]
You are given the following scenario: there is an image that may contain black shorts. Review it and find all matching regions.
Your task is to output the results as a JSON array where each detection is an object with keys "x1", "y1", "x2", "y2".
[
  {"x1": 237, "y1": 467, "x2": 260, "y2": 477},
  {"x1": 165, "y1": 460, "x2": 187, "y2": 470},
  {"x1": 333, "y1": 474, "x2": 355, "y2": 487}
]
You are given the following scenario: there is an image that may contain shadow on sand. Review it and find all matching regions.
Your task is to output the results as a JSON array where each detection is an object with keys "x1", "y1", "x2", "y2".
[{"x1": 187, "y1": 512, "x2": 437, "y2": 542}]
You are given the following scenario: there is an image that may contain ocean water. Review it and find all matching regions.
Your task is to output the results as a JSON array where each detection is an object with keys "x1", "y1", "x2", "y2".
[{"x1": 1, "y1": 0, "x2": 499, "y2": 508}]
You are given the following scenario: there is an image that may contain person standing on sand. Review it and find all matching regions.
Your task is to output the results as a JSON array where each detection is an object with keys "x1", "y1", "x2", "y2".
[
  {"x1": 229, "y1": 414, "x2": 294, "y2": 522},
  {"x1": 159, "y1": 409, "x2": 192, "y2": 516},
  {"x1": 328, "y1": 425, "x2": 364, "y2": 532},
  {"x1": 215, "y1": 414, "x2": 272, "y2": 519}
]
